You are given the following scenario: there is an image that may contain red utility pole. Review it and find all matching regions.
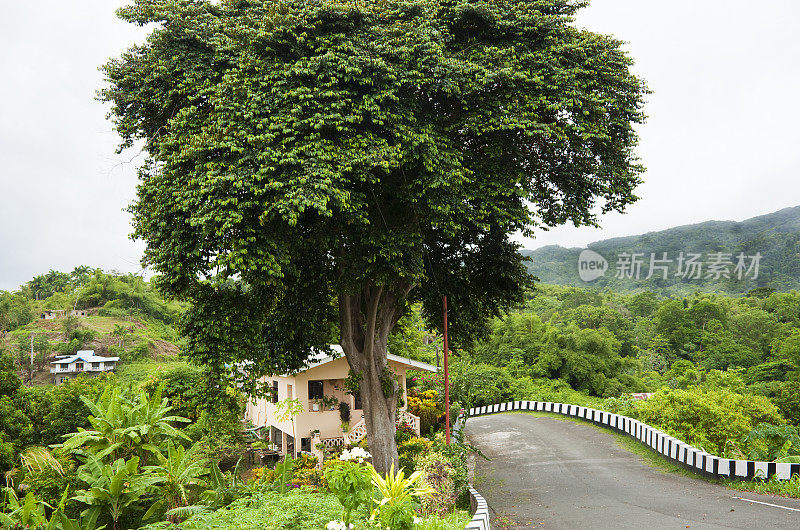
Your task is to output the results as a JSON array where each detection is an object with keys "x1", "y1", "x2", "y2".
[{"x1": 443, "y1": 295, "x2": 450, "y2": 444}]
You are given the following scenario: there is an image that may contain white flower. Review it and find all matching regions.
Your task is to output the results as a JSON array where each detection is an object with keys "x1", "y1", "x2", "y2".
[
  {"x1": 339, "y1": 447, "x2": 372, "y2": 462},
  {"x1": 413, "y1": 516, "x2": 422, "y2": 524}
]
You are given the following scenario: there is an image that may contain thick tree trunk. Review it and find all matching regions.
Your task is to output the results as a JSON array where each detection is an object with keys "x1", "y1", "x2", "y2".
[
  {"x1": 358, "y1": 341, "x2": 398, "y2": 474},
  {"x1": 338, "y1": 283, "x2": 411, "y2": 475}
]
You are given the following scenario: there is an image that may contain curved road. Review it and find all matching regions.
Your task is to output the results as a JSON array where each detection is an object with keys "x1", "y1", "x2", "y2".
[{"x1": 465, "y1": 413, "x2": 800, "y2": 529}]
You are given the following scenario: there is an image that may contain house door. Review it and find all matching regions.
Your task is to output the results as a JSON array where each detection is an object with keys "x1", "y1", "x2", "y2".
[{"x1": 75, "y1": 362, "x2": 83, "y2": 372}]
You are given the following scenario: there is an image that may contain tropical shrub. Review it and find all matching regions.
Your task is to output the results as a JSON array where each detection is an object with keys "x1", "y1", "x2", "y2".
[
  {"x1": 250, "y1": 466, "x2": 274, "y2": 484},
  {"x1": 0, "y1": 487, "x2": 80, "y2": 530},
  {"x1": 408, "y1": 390, "x2": 444, "y2": 434},
  {"x1": 17, "y1": 447, "x2": 78, "y2": 514},
  {"x1": 297, "y1": 453, "x2": 318, "y2": 470},
  {"x1": 634, "y1": 386, "x2": 784, "y2": 455},
  {"x1": 416, "y1": 453, "x2": 456, "y2": 517},
  {"x1": 398, "y1": 437, "x2": 433, "y2": 474},
  {"x1": 369, "y1": 464, "x2": 434, "y2": 530},
  {"x1": 740, "y1": 423, "x2": 800, "y2": 461},
  {"x1": 324, "y1": 449, "x2": 372, "y2": 527},
  {"x1": 395, "y1": 422, "x2": 416, "y2": 445},
  {"x1": 152, "y1": 489, "x2": 355, "y2": 530},
  {"x1": 291, "y1": 469, "x2": 323, "y2": 488},
  {"x1": 186, "y1": 410, "x2": 246, "y2": 471}
]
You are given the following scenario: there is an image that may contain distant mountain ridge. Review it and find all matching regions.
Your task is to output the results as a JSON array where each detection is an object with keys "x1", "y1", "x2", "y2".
[{"x1": 522, "y1": 205, "x2": 800, "y2": 295}]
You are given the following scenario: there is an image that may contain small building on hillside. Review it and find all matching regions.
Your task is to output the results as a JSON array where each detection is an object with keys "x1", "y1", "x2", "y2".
[
  {"x1": 41, "y1": 310, "x2": 67, "y2": 320},
  {"x1": 244, "y1": 345, "x2": 437, "y2": 462},
  {"x1": 40, "y1": 309, "x2": 90, "y2": 320},
  {"x1": 50, "y1": 350, "x2": 119, "y2": 385}
]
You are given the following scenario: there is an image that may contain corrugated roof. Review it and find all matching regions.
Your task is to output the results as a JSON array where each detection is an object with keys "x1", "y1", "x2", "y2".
[
  {"x1": 300, "y1": 344, "x2": 438, "y2": 373},
  {"x1": 51, "y1": 350, "x2": 120, "y2": 365}
]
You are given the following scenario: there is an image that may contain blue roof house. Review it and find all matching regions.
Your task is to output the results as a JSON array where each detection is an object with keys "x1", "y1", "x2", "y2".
[{"x1": 50, "y1": 350, "x2": 119, "y2": 385}]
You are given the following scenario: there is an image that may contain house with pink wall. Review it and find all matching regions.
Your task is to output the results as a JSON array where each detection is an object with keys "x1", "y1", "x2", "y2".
[{"x1": 244, "y1": 345, "x2": 437, "y2": 461}]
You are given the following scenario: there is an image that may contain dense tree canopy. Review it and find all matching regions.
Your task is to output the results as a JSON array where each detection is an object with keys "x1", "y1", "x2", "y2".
[{"x1": 102, "y1": 0, "x2": 647, "y2": 471}]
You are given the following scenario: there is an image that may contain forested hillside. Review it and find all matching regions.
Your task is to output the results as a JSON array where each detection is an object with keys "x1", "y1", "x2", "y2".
[
  {"x1": 0, "y1": 268, "x2": 185, "y2": 384},
  {"x1": 522, "y1": 205, "x2": 800, "y2": 294},
  {"x1": 415, "y1": 284, "x2": 800, "y2": 463}
]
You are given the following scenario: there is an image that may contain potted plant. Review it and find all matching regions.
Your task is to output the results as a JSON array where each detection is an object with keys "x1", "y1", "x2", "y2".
[
  {"x1": 339, "y1": 401, "x2": 351, "y2": 423},
  {"x1": 321, "y1": 395, "x2": 339, "y2": 411},
  {"x1": 311, "y1": 429, "x2": 320, "y2": 438},
  {"x1": 312, "y1": 399, "x2": 321, "y2": 412}
]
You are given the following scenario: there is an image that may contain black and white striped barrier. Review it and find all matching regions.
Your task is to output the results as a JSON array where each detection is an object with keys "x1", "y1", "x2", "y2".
[
  {"x1": 465, "y1": 487, "x2": 490, "y2": 529},
  {"x1": 468, "y1": 400, "x2": 800, "y2": 482},
  {"x1": 452, "y1": 412, "x2": 492, "y2": 528}
]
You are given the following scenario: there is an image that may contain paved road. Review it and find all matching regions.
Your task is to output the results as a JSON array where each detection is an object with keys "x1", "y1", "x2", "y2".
[{"x1": 465, "y1": 413, "x2": 800, "y2": 529}]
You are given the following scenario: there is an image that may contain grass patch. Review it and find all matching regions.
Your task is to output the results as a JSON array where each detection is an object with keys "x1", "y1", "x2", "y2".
[
  {"x1": 415, "y1": 510, "x2": 472, "y2": 529},
  {"x1": 78, "y1": 315, "x2": 125, "y2": 334},
  {"x1": 724, "y1": 475, "x2": 800, "y2": 498}
]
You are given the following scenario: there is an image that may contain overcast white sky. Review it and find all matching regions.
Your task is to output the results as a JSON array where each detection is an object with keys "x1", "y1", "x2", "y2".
[{"x1": 1, "y1": 1, "x2": 799, "y2": 291}]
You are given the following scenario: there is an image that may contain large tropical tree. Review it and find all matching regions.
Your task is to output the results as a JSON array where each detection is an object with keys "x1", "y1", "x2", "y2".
[{"x1": 101, "y1": 0, "x2": 647, "y2": 472}]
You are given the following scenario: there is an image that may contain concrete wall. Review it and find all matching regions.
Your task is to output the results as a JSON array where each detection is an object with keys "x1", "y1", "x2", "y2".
[{"x1": 468, "y1": 400, "x2": 800, "y2": 482}]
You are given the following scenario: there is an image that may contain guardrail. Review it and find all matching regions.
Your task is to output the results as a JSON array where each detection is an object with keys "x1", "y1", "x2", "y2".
[
  {"x1": 468, "y1": 400, "x2": 800, "y2": 482},
  {"x1": 451, "y1": 412, "x2": 492, "y2": 529},
  {"x1": 465, "y1": 487, "x2": 490, "y2": 529}
]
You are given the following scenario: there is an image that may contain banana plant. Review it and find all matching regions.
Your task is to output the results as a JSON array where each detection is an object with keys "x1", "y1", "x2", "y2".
[
  {"x1": 1, "y1": 486, "x2": 90, "y2": 530},
  {"x1": 72, "y1": 454, "x2": 159, "y2": 530},
  {"x1": 142, "y1": 441, "x2": 209, "y2": 523},
  {"x1": 273, "y1": 454, "x2": 297, "y2": 495},
  {"x1": 0, "y1": 487, "x2": 49, "y2": 528},
  {"x1": 199, "y1": 457, "x2": 244, "y2": 508},
  {"x1": 59, "y1": 385, "x2": 190, "y2": 465},
  {"x1": 152, "y1": 457, "x2": 245, "y2": 524}
]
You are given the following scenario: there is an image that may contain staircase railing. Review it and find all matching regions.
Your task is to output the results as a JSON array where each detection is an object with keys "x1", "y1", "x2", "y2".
[
  {"x1": 344, "y1": 418, "x2": 368, "y2": 444},
  {"x1": 343, "y1": 410, "x2": 421, "y2": 445},
  {"x1": 397, "y1": 410, "x2": 420, "y2": 436}
]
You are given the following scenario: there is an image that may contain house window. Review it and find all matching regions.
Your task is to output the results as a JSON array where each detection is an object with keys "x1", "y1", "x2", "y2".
[
  {"x1": 354, "y1": 393, "x2": 362, "y2": 410},
  {"x1": 308, "y1": 380, "x2": 324, "y2": 400},
  {"x1": 91, "y1": 363, "x2": 100, "y2": 369},
  {"x1": 75, "y1": 362, "x2": 84, "y2": 371},
  {"x1": 271, "y1": 381, "x2": 279, "y2": 403},
  {"x1": 301, "y1": 437, "x2": 311, "y2": 453}
]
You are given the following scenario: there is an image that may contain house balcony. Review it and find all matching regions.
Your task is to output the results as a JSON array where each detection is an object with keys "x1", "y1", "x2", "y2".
[{"x1": 50, "y1": 365, "x2": 117, "y2": 374}]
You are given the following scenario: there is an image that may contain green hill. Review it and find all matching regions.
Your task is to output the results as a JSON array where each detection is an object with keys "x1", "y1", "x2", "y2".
[
  {"x1": 0, "y1": 268, "x2": 184, "y2": 385},
  {"x1": 523, "y1": 205, "x2": 800, "y2": 295}
]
